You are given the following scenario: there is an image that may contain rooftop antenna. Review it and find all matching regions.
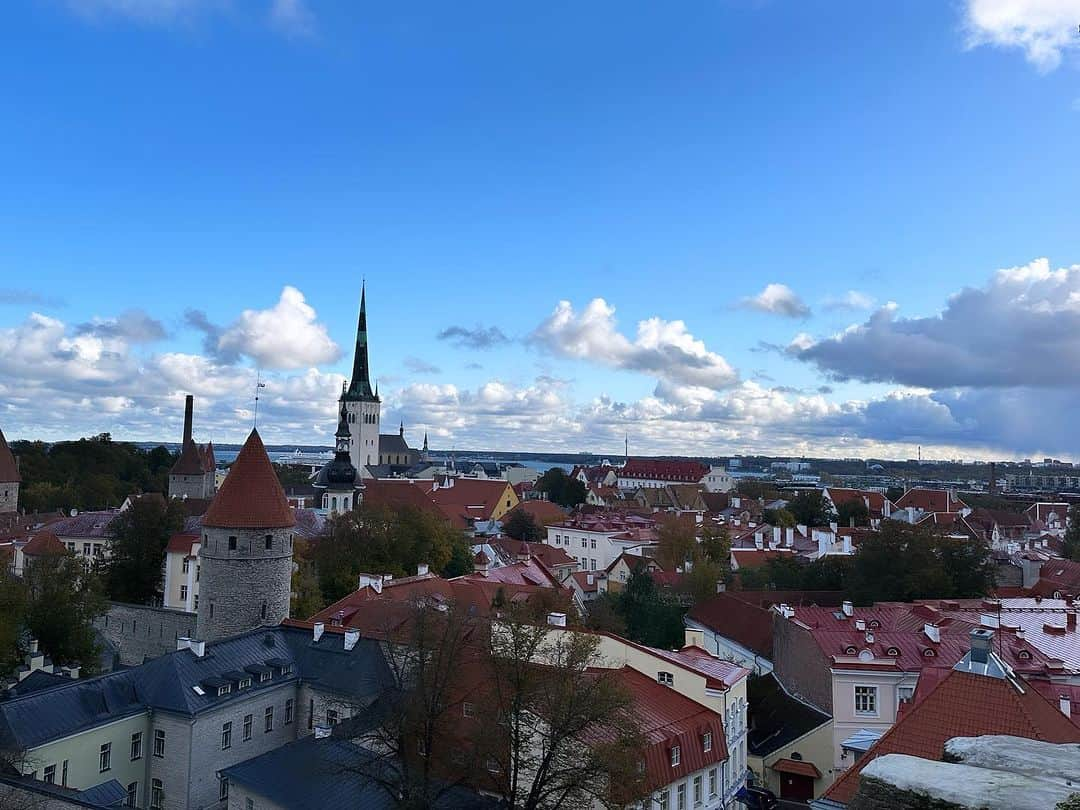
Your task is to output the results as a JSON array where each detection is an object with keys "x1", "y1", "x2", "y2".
[{"x1": 253, "y1": 371, "x2": 267, "y2": 429}]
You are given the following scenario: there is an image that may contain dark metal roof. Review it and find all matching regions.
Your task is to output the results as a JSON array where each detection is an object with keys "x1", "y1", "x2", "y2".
[
  {"x1": 222, "y1": 736, "x2": 503, "y2": 810},
  {"x1": 0, "y1": 776, "x2": 127, "y2": 808},
  {"x1": 0, "y1": 626, "x2": 392, "y2": 749},
  {"x1": 746, "y1": 673, "x2": 830, "y2": 758}
]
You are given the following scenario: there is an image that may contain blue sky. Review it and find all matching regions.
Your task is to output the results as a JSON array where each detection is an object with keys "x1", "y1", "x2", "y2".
[{"x1": 1, "y1": 0, "x2": 1079, "y2": 459}]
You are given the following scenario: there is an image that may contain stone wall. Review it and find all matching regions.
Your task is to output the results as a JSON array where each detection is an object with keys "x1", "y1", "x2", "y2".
[
  {"x1": 0, "y1": 481, "x2": 18, "y2": 514},
  {"x1": 772, "y1": 611, "x2": 834, "y2": 713},
  {"x1": 94, "y1": 602, "x2": 197, "y2": 667}
]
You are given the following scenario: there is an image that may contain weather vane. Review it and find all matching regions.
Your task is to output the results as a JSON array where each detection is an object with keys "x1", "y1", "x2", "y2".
[{"x1": 253, "y1": 371, "x2": 267, "y2": 428}]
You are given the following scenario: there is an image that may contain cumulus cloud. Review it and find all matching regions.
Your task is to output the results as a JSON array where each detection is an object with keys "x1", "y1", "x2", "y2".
[
  {"x1": 963, "y1": 0, "x2": 1080, "y2": 71},
  {"x1": 823, "y1": 290, "x2": 875, "y2": 311},
  {"x1": 741, "y1": 283, "x2": 811, "y2": 318},
  {"x1": 436, "y1": 325, "x2": 511, "y2": 350},
  {"x1": 531, "y1": 298, "x2": 738, "y2": 390},
  {"x1": 792, "y1": 258, "x2": 1080, "y2": 388},
  {"x1": 216, "y1": 286, "x2": 340, "y2": 370}
]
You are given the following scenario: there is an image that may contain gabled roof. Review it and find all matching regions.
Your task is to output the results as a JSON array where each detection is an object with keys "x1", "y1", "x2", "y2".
[
  {"x1": 203, "y1": 429, "x2": 295, "y2": 529},
  {"x1": 21, "y1": 530, "x2": 67, "y2": 557},
  {"x1": 0, "y1": 429, "x2": 20, "y2": 483},
  {"x1": 430, "y1": 479, "x2": 515, "y2": 527},
  {"x1": 823, "y1": 666, "x2": 1080, "y2": 805},
  {"x1": 894, "y1": 488, "x2": 967, "y2": 514},
  {"x1": 746, "y1": 673, "x2": 830, "y2": 757},
  {"x1": 165, "y1": 532, "x2": 200, "y2": 555},
  {"x1": 170, "y1": 438, "x2": 211, "y2": 476},
  {"x1": 619, "y1": 458, "x2": 709, "y2": 483},
  {"x1": 378, "y1": 433, "x2": 411, "y2": 455},
  {"x1": 687, "y1": 592, "x2": 776, "y2": 659}
]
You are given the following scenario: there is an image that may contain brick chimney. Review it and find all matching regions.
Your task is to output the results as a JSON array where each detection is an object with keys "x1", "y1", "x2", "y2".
[{"x1": 182, "y1": 395, "x2": 194, "y2": 445}]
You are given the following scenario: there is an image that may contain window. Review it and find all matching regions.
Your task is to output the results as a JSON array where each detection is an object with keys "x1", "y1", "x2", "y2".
[
  {"x1": 83, "y1": 542, "x2": 91, "y2": 556},
  {"x1": 582, "y1": 539, "x2": 587, "y2": 548},
  {"x1": 265, "y1": 534, "x2": 273, "y2": 550},
  {"x1": 43, "y1": 764, "x2": 55, "y2": 784},
  {"x1": 590, "y1": 538, "x2": 596, "y2": 549},
  {"x1": 677, "y1": 783, "x2": 687, "y2": 810},
  {"x1": 854, "y1": 685, "x2": 878, "y2": 716},
  {"x1": 463, "y1": 701, "x2": 475, "y2": 718},
  {"x1": 265, "y1": 706, "x2": 274, "y2": 733},
  {"x1": 126, "y1": 782, "x2": 137, "y2": 808},
  {"x1": 153, "y1": 729, "x2": 165, "y2": 758},
  {"x1": 591, "y1": 559, "x2": 597, "y2": 570},
  {"x1": 259, "y1": 670, "x2": 271, "y2": 683},
  {"x1": 219, "y1": 776, "x2": 229, "y2": 801},
  {"x1": 228, "y1": 536, "x2": 237, "y2": 551},
  {"x1": 327, "y1": 709, "x2": 339, "y2": 725},
  {"x1": 246, "y1": 798, "x2": 255, "y2": 810},
  {"x1": 261, "y1": 602, "x2": 268, "y2": 620},
  {"x1": 217, "y1": 684, "x2": 231, "y2": 696},
  {"x1": 151, "y1": 780, "x2": 164, "y2": 810},
  {"x1": 657, "y1": 671, "x2": 674, "y2": 686},
  {"x1": 99, "y1": 742, "x2": 111, "y2": 772},
  {"x1": 180, "y1": 585, "x2": 188, "y2": 601},
  {"x1": 486, "y1": 758, "x2": 501, "y2": 773},
  {"x1": 670, "y1": 745, "x2": 681, "y2": 767},
  {"x1": 703, "y1": 731, "x2": 712, "y2": 752},
  {"x1": 285, "y1": 698, "x2": 294, "y2": 724},
  {"x1": 239, "y1": 677, "x2": 252, "y2": 690},
  {"x1": 898, "y1": 685, "x2": 915, "y2": 704},
  {"x1": 62, "y1": 759, "x2": 68, "y2": 786},
  {"x1": 708, "y1": 768, "x2": 717, "y2": 797},
  {"x1": 243, "y1": 714, "x2": 253, "y2": 741},
  {"x1": 131, "y1": 731, "x2": 142, "y2": 761},
  {"x1": 222, "y1": 721, "x2": 232, "y2": 750},
  {"x1": 693, "y1": 774, "x2": 702, "y2": 805},
  {"x1": 308, "y1": 698, "x2": 314, "y2": 729},
  {"x1": 658, "y1": 789, "x2": 669, "y2": 810},
  {"x1": 182, "y1": 558, "x2": 190, "y2": 574},
  {"x1": 418, "y1": 738, "x2": 427, "y2": 757}
]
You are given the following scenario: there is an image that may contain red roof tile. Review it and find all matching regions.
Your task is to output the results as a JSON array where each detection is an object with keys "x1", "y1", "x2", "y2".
[
  {"x1": 202, "y1": 429, "x2": 295, "y2": 529},
  {"x1": 894, "y1": 488, "x2": 968, "y2": 514},
  {"x1": 22, "y1": 531, "x2": 67, "y2": 556},
  {"x1": 687, "y1": 593, "x2": 776, "y2": 659},
  {"x1": 508, "y1": 500, "x2": 567, "y2": 526},
  {"x1": 165, "y1": 532, "x2": 200, "y2": 555},
  {"x1": 430, "y1": 479, "x2": 515, "y2": 527},
  {"x1": 772, "y1": 758, "x2": 821, "y2": 779},
  {"x1": 620, "y1": 458, "x2": 709, "y2": 483},
  {"x1": 0, "y1": 429, "x2": 20, "y2": 484},
  {"x1": 824, "y1": 666, "x2": 1080, "y2": 804}
]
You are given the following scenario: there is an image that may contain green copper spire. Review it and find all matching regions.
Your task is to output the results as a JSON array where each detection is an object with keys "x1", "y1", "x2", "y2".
[{"x1": 343, "y1": 283, "x2": 378, "y2": 402}]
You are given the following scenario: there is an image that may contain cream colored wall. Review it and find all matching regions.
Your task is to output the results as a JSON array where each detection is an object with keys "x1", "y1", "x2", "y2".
[
  {"x1": 23, "y1": 713, "x2": 150, "y2": 795},
  {"x1": 830, "y1": 669, "x2": 917, "y2": 773},
  {"x1": 748, "y1": 720, "x2": 834, "y2": 798}
]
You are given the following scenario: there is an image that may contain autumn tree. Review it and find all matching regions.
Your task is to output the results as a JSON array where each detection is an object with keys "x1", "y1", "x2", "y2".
[{"x1": 656, "y1": 517, "x2": 696, "y2": 571}]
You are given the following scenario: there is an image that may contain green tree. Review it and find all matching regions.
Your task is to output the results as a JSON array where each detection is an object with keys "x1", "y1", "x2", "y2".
[
  {"x1": 736, "y1": 481, "x2": 780, "y2": 501},
  {"x1": 103, "y1": 497, "x2": 186, "y2": 603},
  {"x1": 619, "y1": 568, "x2": 685, "y2": 648},
  {"x1": 701, "y1": 523, "x2": 731, "y2": 567},
  {"x1": 836, "y1": 498, "x2": 871, "y2": 527},
  {"x1": 535, "y1": 468, "x2": 587, "y2": 508},
  {"x1": 682, "y1": 557, "x2": 725, "y2": 604},
  {"x1": 1064, "y1": 505, "x2": 1080, "y2": 561},
  {"x1": 291, "y1": 555, "x2": 325, "y2": 620},
  {"x1": 0, "y1": 570, "x2": 28, "y2": 674},
  {"x1": 583, "y1": 592, "x2": 626, "y2": 636},
  {"x1": 274, "y1": 462, "x2": 314, "y2": 488},
  {"x1": 762, "y1": 507, "x2": 796, "y2": 528},
  {"x1": 656, "y1": 517, "x2": 696, "y2": 571},
  {"x1": 847, "y1": 521, "x2": 954, "y2": 604},
  {"x1": 24, "y1": 554, "x2": 107, "y2": 671},
  {"x1": 788, "y1": 490, "x2": 837, "y2": 527},
  {"x1": 503, "y1": 509, "x2": 544, "y2": 542}
]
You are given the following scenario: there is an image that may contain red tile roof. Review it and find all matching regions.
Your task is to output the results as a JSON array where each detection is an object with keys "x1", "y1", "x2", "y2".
[
  {"x1": 1031, "y1": 559, "x2": 1080, "y2": 598},
  {"x1": 570, "y1": 570, "x2": 600, "y2": 593},
  {"x1": 508, "y1": 500, "x2": 567, "y2": 526},
  {"x1": 894, "y1": 488, "x2": 968, "y2": 514},
  {"x1": 772, "y1": 758, "x2": 821, "y2": 779},
  {"x1": 22, "y1": 531, "x2": 67, "y2": 556},
  {"x1": 0, "y1": 429, "x2": 20, "y2": 484},
  {"x1": 619, "y1": 458, "x2": 709, "y2": 483},
  {"x1": 687, "y1": 592, "x2": 776, "y2": 659},
  {"x1": 731, "y1": 548, "x2": 795, "y2": 569},
  {"x1": 826, "y1": 487, "x2": 891, "y2": 516},
  {"x1": 491, "y1": 538, "x2": 576, "y2": 570},
  {"x1": 430, "y1": 479, "x2": 515, "y2": 528},
  {"x1": 824, "y1": 666, "x2": 1080, "y2": 804},
  {"x1": 202, "y1": 429, "x2": 295, "y2": 529},
  {"x1": 170, "y1": 438, "x2": 212, "y2": 476},
  {"x1": 165, "y1": 532, "x2": 200, "y2": 555},
  {"x1": 360, "y1": 479, "x2": 446, "y2": 520}
]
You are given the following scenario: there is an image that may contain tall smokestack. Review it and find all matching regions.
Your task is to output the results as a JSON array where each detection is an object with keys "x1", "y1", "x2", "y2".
[
  {"x1": 183, "y1": 395, "x2": 194, "y2": 444},
  {"x1": 988, "y1": 462, "x2": 996, "y2": 495}
]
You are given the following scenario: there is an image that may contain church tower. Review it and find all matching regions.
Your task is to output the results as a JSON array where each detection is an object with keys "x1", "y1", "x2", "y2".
[
  {"x1": 313, "y1": 402, "x2": 360, "y2": 515},
  {"x1": 341, "y1": 284, "x2": 381, "y2": 476},
  {"x1": 0, "y1": 428, "x2": 20, "y2": 514},
  {"x1": 196, "y1": 428, "x2": 295, "y2": 643}
]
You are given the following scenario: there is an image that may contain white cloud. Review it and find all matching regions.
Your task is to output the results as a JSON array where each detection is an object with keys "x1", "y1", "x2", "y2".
[
  {"x1": 216, "y1": 286, "x2": 340, "y2": 370},
  {"x1": 741, "y1": 283, "x2": 811, "y2": 318},
  {"x1": 823, "y1": 290, "x2": 875, "y2": 311},
  {"x1": 531, "y1": 298, "x2": 738, "y2": 390},
  {"x1": 963, "y1": 0, "x2": 1080, "y2": 71}
]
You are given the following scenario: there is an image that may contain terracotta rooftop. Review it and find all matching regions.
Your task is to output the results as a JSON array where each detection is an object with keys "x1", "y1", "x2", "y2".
[
  {"x1": 202, "y1": 429, "x2": 295, "y2": 529},
  {"x1": 506, "y1": 499, "x2": 567, "y2": 526},
  {"x1": 165, "y1": 532, "x2": 201, "y2": 555},
  {"x1": 0, "y1": 429, "x2": 20, "y2": 484},
  {"x1": 170, "y1": 438, "x2": 212, "y2": 477},
  {"x1": 687, "y1": 592, "x2": 776, "y2": 659},
  {"x1": 619, "y1": 458, "x2": 710, "y2": 483},
  {"x1": 22, "y1": 531, "x2": 67, "y2": 557},
  {"x1": 824, "y1": 665, "x2": 1080, "y2": 804},
  {"x1": 894, "y1": 487, "x2": 968, "y2": 514}
]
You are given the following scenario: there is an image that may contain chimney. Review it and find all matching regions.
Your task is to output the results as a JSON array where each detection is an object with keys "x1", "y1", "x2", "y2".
[
  {"x1": 773, "y1": 526, "x2": 781, "y2": 547},
  {"x1": 1060, "y1": 695, "x2": 1072, "y2": 718},
  {"x1": 716, "y1": 581, "x2": 726, "y2": 593},
  {"x1": 842, "y1": 600, "x2": 854, "y2": 617},
  {"x1": 842, "y1": 534, "x2": 852, "y2": 554},
  {"x1": 344, "y1": 629, "x2": 360, "y2": 651},
  {"x1": 190, "y1": 640, "x2": 206, "y2": 657},
  {"x1": 785, "y1": 527, "x2": 794, "y2": 547},
  {"x1": 313, "y1": 622, "x2": 325, "y2": 642},
  {"x1": 547, "y1": 612, "x2": 567, "y2": 627},
  {"x1": 62, "y1": 665, "x2": 80, "y2": 680},
  {"x1": 968, "y1": 628, "x2": 992, "y2": 664},
  {"x1": 182, "y1": 394, "x2": 194, "y2": 444},
  {"x1": 754, "y1": 534, "x2": 764, "y2": 550},
  {"x1": 176, "y1": 637, "x2": 192, "y2": 651},
  {"x1": 797, "y1": 523, "x2": 808, "y2": 537},
  {"x1": 924, "y1": 624, "x2": 941, "y2": 644},
  {"x1": 29, "y1": 639, "x2": 39, "y2": 654},
  {"x1": 829, "y1": 521, "x2": 838, "y2": 533},
  {"x1": 417, "y1": 562, "x2": 429, "y2": 577},
  {"x1": 855, "y1": 619, "x2": 866, "y2": 631},
  {"x1": 1068, "y1": 611, "x2": 1077, "y2": 631},
  {"x1": 586, "y1": 573, "x2": 594, "y2": 586}
]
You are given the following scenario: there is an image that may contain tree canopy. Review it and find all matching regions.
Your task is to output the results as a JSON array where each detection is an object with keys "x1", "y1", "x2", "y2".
[
  {"x1": 787, "y1": 490, "x2": 838, "y2": 527},
  {"x1": 503, "y1": 509, "x2": 544, "y2": 542},
  {"x1": 103, "y1": 496, "x2": 186, "y2": 604},
  {"x1": 535, "y1": 468, "x2": 586, "y2": 508}
]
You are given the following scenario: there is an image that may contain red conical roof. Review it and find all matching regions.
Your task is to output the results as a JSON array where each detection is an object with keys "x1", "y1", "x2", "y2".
[
  {"x1": 203, "y1": 429, "x2": 295, "y2": 529},
  {"x1": 0, "y1": 429, "x2": 20, "y2": 483}
]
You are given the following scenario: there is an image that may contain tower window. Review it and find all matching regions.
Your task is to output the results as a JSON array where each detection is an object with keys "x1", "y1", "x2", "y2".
[
  {"x1": 261, "y1": 602, "x2": 268, "y2": 620},
  {"x1": 264, "y1": 535, "x2": 273, "y2": 550},
  {"x1": 228, "y1": 536, "x2": 237, "y2": 551}
]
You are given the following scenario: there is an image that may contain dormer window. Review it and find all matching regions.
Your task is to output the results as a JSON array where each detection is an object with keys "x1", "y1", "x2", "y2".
[
  {"x1": 1018, "y1": 650, "x2": 1031, "y2": 660},
  {"x1": 868, "y1": 620, "x2": 881, "y2": 629},
  {"x1": 703, "y1": 731, "x2": 712, "y2": 753},
  {"x1": 217, "y1": 685, "x2": 231, "y2": 697},
  {"x1": 670, "y1": 745, "x2": 681, "y2": 767},
  {"x1": 239, "y1": 678, "x2": 252, "y2": 690},
  {"x1": 886, "y1": 647, "x2": 901, "y2": 657},
  {"x1": 923, "y1": 648, "x2": 936, "y2": 658},
  {"x1": 844, "y1": 645, "x2": 857, "y2": 656},
  {"x1": 279, "y1": 665, "x2": 292, "y2": 676},
  {"x1": 260, "y1": 671, "x2": 271, "y2": 683},
  {"x1": 657, "y1": 671, "x2": 674, "y2": 687}
]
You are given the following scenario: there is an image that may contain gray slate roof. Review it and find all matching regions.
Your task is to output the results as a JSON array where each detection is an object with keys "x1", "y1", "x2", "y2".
[
  {"x1": 0, "y1": 626, "x2": 392, "y2": 750},
  {"x1": 378, "y1": 434, "x2": 412, "y2": 456},
  {"x1": 222, "y1": 736, "x2": 502, "y2": 810}
]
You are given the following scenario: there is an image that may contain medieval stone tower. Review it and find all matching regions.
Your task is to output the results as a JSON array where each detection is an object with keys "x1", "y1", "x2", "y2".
[
  {"x1": 341, "y1": 284, "x2": 381, "y2": 475},
  {"x1": 168, "y1": 394, "x2": 216, "y2": 500},
  {"x1": 0, "y1": 428, "x2": 20, "y2": 514},
  {"x1": 195, "y1": 428, "x2": 295, "y2": 643}
]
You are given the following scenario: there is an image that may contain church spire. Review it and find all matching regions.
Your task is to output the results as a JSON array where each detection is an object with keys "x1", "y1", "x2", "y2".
[{"x1": 344, "y1": 283, "x2": 377, "y2": 402}]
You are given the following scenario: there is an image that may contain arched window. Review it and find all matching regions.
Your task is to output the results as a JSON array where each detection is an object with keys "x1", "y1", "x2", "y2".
[{"x1": 331, "y1": 496, "x2": 338, "y2": 511}]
